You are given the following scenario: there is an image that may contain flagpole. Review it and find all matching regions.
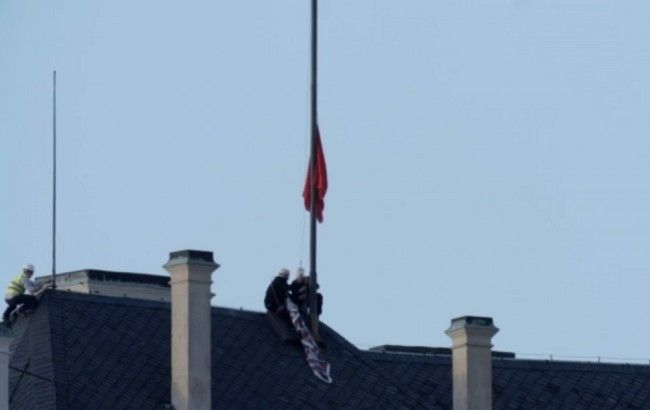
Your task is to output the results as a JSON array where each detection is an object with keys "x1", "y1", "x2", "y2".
[
  {"x1": 308, "y1": 0, "x2": 320, "y2": 338},
  {"x1": 52, "y1": 70, "x2": 57, "y2": 290}
]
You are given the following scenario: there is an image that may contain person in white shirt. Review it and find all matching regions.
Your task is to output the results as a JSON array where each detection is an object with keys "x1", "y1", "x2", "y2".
[{"x1": 3, "y1": 263, "x2": 41, "y2": 326}]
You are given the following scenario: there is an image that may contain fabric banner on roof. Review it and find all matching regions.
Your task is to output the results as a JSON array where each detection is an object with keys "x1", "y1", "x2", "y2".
[{"x1": 286, "y1": 297, "x2": 332, "y2": 383}]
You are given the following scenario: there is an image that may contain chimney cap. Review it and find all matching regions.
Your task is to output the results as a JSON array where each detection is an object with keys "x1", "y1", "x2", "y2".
[
  {"x1": 447, "y1": 315, "x2": 498, "y2": 333},
  {"x1": 164, "y1": 250, "x2": 219, "y2": 268}
]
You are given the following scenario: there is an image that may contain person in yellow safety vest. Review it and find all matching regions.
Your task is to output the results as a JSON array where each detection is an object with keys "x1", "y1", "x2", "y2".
[{"x1": 3, "y1": 264, "x2": 41, "y2": 327}]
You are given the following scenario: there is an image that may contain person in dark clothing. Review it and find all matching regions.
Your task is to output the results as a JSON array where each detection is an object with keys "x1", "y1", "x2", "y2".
[
  {"x1": 289, "y1": 267, "x2": 324, "y2": 317},
  {"x1": 264, "y1": 268, "x2": 290, "y2": 317}
]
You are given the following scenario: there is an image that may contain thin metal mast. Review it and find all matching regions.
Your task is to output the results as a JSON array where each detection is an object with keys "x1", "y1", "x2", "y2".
[
  {"x1": 308, "y1": 0, "x2": 319, "y2": 338},
  {"x1": 52, "y1": 70, "x2": 57, "y2": 289}
]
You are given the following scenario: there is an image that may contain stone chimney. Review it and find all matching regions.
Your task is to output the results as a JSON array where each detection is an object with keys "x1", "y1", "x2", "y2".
[
  {"x1": 445, "y1": 316, "x2": 499, "y2": 410},
  {"x1": 0, "y1": 328, "x2": 13, "y2": 410},
  {"x1": 164, "y1": 250, "x2": 219, "y2": 410}
]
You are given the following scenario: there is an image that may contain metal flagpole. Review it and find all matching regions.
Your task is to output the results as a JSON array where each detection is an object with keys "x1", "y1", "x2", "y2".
[
  {"x1": 308, "y1": 0, "x2": 320, "y2": 338},
  {"x1": 52, "y1": 70, "x2": 57, "y2": 290}
]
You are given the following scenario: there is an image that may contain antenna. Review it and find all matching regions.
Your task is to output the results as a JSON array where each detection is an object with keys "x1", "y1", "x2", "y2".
[{"x1": 52, "y1": 70, "x2": 57, "y2": 290}]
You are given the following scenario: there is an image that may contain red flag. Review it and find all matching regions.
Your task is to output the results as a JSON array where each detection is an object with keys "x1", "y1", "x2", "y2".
[{"x1": 303, "y1": 129, "x2": 328, "y2": 223}]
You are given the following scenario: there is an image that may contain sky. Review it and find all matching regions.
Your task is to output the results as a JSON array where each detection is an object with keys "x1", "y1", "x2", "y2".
[{"x1": 2, "y1": 0, "x2": 650, "y2": 362}]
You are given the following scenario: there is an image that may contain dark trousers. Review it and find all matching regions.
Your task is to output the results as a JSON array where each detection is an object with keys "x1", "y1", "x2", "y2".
[{"x1": 3, "y1": 294, "x2": 38, "y2": 321}]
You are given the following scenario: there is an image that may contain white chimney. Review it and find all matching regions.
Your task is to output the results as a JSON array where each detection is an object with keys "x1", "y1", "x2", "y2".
[
  {"x1": 164, "y1": 250, "x2": 219, "y2": 410},
  {"x1": 0, "y1": 328, "x2": 13, "y2": 410},
  {"x1": 445, "y1": 316, "x2": 499, "y2": 410}
]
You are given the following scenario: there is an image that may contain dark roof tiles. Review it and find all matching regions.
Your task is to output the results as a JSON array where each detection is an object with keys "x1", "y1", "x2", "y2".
[
  {"x1": 9, "y1": 291, "x2": 425, "y2": 409},
  {"x1": 8, "y1": 290, "x2": 650, "y2": 409},
  {"x1": 365, "y1": 349, "x2": 650, "y2": 410}
]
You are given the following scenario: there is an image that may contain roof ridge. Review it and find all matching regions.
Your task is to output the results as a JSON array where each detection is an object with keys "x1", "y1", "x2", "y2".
[
  {"x1": 492, "y1": 357, "x2": 650, "y2": 373},
  {"x1": 363, "y1": 350, "x2": 452, "y2": 364}
]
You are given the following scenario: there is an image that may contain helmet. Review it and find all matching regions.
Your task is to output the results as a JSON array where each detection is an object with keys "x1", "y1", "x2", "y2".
[
  {"x1": 278, "y1": 268, "x2": 290, "y2": 278},
  {"x1": 23, "y1": 263, "x2": 35, "y2": 273}
]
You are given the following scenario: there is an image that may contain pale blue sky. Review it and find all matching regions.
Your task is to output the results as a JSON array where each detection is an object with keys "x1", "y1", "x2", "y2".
[{"x1": 2, "y1": 0, "x2": 649, "y2": 361}]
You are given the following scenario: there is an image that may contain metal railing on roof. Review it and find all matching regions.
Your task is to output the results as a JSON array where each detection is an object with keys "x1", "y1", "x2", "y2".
[{"x1": 354, "y1": 342, "x2": 650, "y2": 366}]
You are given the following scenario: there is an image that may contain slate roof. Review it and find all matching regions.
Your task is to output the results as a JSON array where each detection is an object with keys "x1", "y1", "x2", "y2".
[
  {"x1": 8, "y1": 290, "x2": 425, "y2": 409},
  {"x1": 364, "y1": 350, "x2": 650, "y2": 409},
  {"x1": 8, "y1": 290, "x2": 650, "y2": 409}
]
